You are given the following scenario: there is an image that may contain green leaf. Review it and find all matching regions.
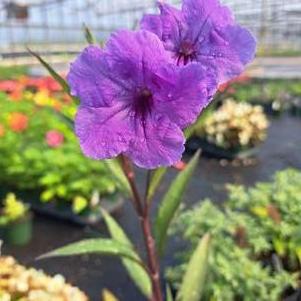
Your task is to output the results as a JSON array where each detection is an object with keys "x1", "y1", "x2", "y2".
[
  {"x1": 27, "y1": 48, "x2": 71, "y2": 96},
  {"x1": 166, "y1": 284, "x2": 174, "y2": 301},
  {"x1": 83, "y1": 24, "x2": 96, "y2": 44},
  {"x1": 38, "y1": 238, "x2": 141, "y2": 264},
  {"x1": 72, "y1": 196, "x2": 88, "y2": 214},
  {"x1": 177, "y1": 234, "x2": 211, "y2": 301},
  {"x1": 155, "y1": 150, "x2": 201, "y2": 256},
  {"x1": 101, "y1": 209, "x2": 152, "y2": 298},
  {"x1": 147, "y1": 167, "x2": 167, "y2": 202},
  {"x1": 104, "y1": 158, "x2": 132, "y2": 197}
]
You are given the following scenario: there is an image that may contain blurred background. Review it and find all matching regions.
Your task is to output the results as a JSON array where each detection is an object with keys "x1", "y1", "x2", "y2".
[
  {"x1": 1, "y1": 0, "x2": 301, "y2": 66},
  {"x1": 1, "y1": 1, "x2": 301, "y2": 301}
]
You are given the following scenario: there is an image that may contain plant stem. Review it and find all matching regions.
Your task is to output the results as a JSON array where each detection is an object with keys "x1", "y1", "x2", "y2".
[
  {"x1": 120, "y1": 155, "x2": 163, "y2": 301},
  {"x1": 141, "y1": 203, "x2": 163, "y2": 301}
]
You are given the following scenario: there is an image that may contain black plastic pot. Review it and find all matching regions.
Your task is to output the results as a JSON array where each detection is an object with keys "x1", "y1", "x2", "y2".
[
  {"x1": 290, "y1": 105, "x2": 301, "y2": 118},
  {"x1": 185, "y1": 137, "x2": 258, "y2": 160},
  {"x1": 0, "y1": 188, "x2": 124, "y2": 226},
  {"x1": 27, "y1": 196, "x2": 124, "y2": 226},
  {"x1": 250, "y1": 100, "x2": 284, "y2": 117}
]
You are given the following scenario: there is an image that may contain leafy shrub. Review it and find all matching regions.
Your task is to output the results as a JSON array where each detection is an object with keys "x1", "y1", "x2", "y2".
[
  {"x1": 220, "y1": 78, "x2": 301, "y2": 112},
  {"x1": 0, "y1": 91, "x2": 123, "y2": 213},
  {"x1": 167, "y1": 169, "x2": 301, "y2": 301},
  {"x1": 0, "y1": 193, "x2": 29, "y2": 225}
]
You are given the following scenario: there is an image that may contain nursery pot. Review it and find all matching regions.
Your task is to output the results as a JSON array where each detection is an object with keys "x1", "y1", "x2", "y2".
[{"x1": 1, "y1": 213, "x2": 33, "y2": 246}]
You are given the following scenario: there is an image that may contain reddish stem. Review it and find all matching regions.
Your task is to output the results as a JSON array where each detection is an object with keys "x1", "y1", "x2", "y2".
[{"x1": 120, "y1": 155, "x2": 163, "y2": 301}]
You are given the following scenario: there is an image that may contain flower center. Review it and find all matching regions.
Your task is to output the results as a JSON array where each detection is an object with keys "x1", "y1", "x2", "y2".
[
  {"x1": 177, "y1": 41, "x2": 196, "y2": 65},
  {"x1": 133, "y1": 88, "x2": 153, "y2": 119}
]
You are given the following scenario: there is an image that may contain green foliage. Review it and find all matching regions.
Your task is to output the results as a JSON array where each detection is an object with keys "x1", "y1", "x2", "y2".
[
  {"x1": 0, "y1": 65, "x2": 28, "y2": 80},
  {"x1": 39, "y1": 238, "x2": 143, "y2": 264},
  {"x1": 226, "y1": 169, "x2": 301, "y2": 267},
  {"x1": 155, "y1": 151, "x2": 200, "y2": 256},
  {"x1": 177, "y1": 234, "x2": 211, "y2": 301},
  {"x1": 83, "y1": 24, "x2": 96, "y2": 44},
  {"x1": 0, "y1": 193, "x2": 29, "y2": 225},
  {"x1": 28, "y1": 48, "x2": 73, "y2": 98},
  {"x1": 101, "y1": 209, "x2": 152, "y2": 298},
  {"x1": 0, "y1": 93, "x2": 124, "y2": 212},
  {"x1": 167, "y1": 169, "x2": 301, "y2": 301},
  {"x1": 225, "y1": 79, "x2": 301, "y2": 111},
  {"x1": 147, "y1": 167, "x2": 167, "y2": 202},
  {"x1": 104, "y1": 159, "x2": 132, "y2": 197}
]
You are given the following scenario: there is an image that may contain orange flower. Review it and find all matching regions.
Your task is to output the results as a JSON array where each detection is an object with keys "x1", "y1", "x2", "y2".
[
  {"x1": 0, "y1": 124, "x2": 5, "y2": 137},
  {"x1": 9, "y1": 112, "x2": 29, "y2": 133},
  {"x1": 10, "y1": 88, "x2": 23, "y2": 101}
]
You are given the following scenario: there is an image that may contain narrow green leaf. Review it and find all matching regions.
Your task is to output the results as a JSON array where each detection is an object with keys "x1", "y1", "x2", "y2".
[
  {"x1": 83, "y1": 24, "x2": 96, "y2": 44},
  {"x1": 27, "y1": 48, "x2": 71, "y2": 95},
  {"x1": 155, "y1": 150, "x2": 201, "y2": 256},
  {"x1": 147, "y1": 167, "x2": 167, "y2": 202},
  {"x1": 177, "y1": 234, "x2": 211, "y2": 301},
  {"x1": 38, "y1": 238, "x2": 140, "y2": 264},
  {"x1": 166, "y1": 284, "x2": 174, "y2": 301},
  {"x1": 104, "y1": 158, "x2": 132, "y2": 197},
  {"x1": 101, "y1": 209, "x2": 152, "y2": 298}
]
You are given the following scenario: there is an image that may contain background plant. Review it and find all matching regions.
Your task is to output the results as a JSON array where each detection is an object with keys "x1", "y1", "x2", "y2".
[
  {"x1": 0, "y1": 90, "x2": 123, "y2": 213},
  {"x1": 167, "y1": 169, "x2": 301, "y2": 301},
  {"x1": 0, "y1": 193, "x2": 29, "y2": 226},
  {"x1": 193, "y1": 99, "x2": 269, "y2": 150}
]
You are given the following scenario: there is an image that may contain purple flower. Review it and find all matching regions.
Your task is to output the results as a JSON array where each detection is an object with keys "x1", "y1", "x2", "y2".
[
  {"x1": 141, "y1": 0, "x2": 256, "y2": 84},
  {"x1": 68, "y1": 30, "x2": 216, "y2": 168}
]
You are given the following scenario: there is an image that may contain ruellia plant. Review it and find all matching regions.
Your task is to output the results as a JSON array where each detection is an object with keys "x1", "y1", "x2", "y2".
[{"x1": 30, "y1": 0, "x2": 256, "y2": 299}]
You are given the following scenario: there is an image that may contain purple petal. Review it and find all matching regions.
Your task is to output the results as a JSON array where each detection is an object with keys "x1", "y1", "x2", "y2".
[
  {"x1": 140, "y1": 14, "x2": 163, "y2": 40},
  {"x1": 197, "y1": 25, "x2": 256, "y2": 83},
  {"x1": 105, "y1": 30, "x2": 172, "y2": 84},
  {"x1": 151, "y1": 63, "x2": 217, "y2": 128},
  {"x1": 141, "y1": 2, "x2": 184, "y2": 53},
  {"x1": 67, "y1": 46, "x2": 118, "y2": 107},
  {"x1": 126, "y1": 115, "x2": 185, "y2": 169},
  {"x1": 75, "y1": 105, "x2": 133, "y2": 160},
  {"x1": 182, "y1": 0, "x2": 234, "y2": 31}
]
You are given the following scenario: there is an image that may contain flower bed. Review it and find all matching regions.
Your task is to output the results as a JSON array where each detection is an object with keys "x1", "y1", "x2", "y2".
[{"x1": 0, "y1": 76, "x2": 125, "y2": 224}]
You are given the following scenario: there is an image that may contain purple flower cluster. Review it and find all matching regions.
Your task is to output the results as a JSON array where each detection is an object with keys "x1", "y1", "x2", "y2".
[{"x1": 68, "y1": 0, "x2": 256, "y2": 169}]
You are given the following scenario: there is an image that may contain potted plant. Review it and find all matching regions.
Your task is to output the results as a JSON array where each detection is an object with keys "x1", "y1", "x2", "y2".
[
  {"x1": 0, "y1": 193, "x2": 32, "y2": 245},
  {"x1": 186, "y1": 99, "x2": 269, "y2": 159}
]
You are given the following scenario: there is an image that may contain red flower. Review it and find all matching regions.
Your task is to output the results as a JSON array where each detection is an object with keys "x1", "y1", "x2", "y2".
[
  {"x1": 9, "y1": 112, "x2": 29, "y2": 132},
  {"x1": 25, "y1": 76, "x2": 61, "y2": 93},
  {"x1": 0, "y1": 80, "x2": 20, "y2": 93},
  {"x1": 46, "y1": 130, "x2": 64, "y2": 148}
]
